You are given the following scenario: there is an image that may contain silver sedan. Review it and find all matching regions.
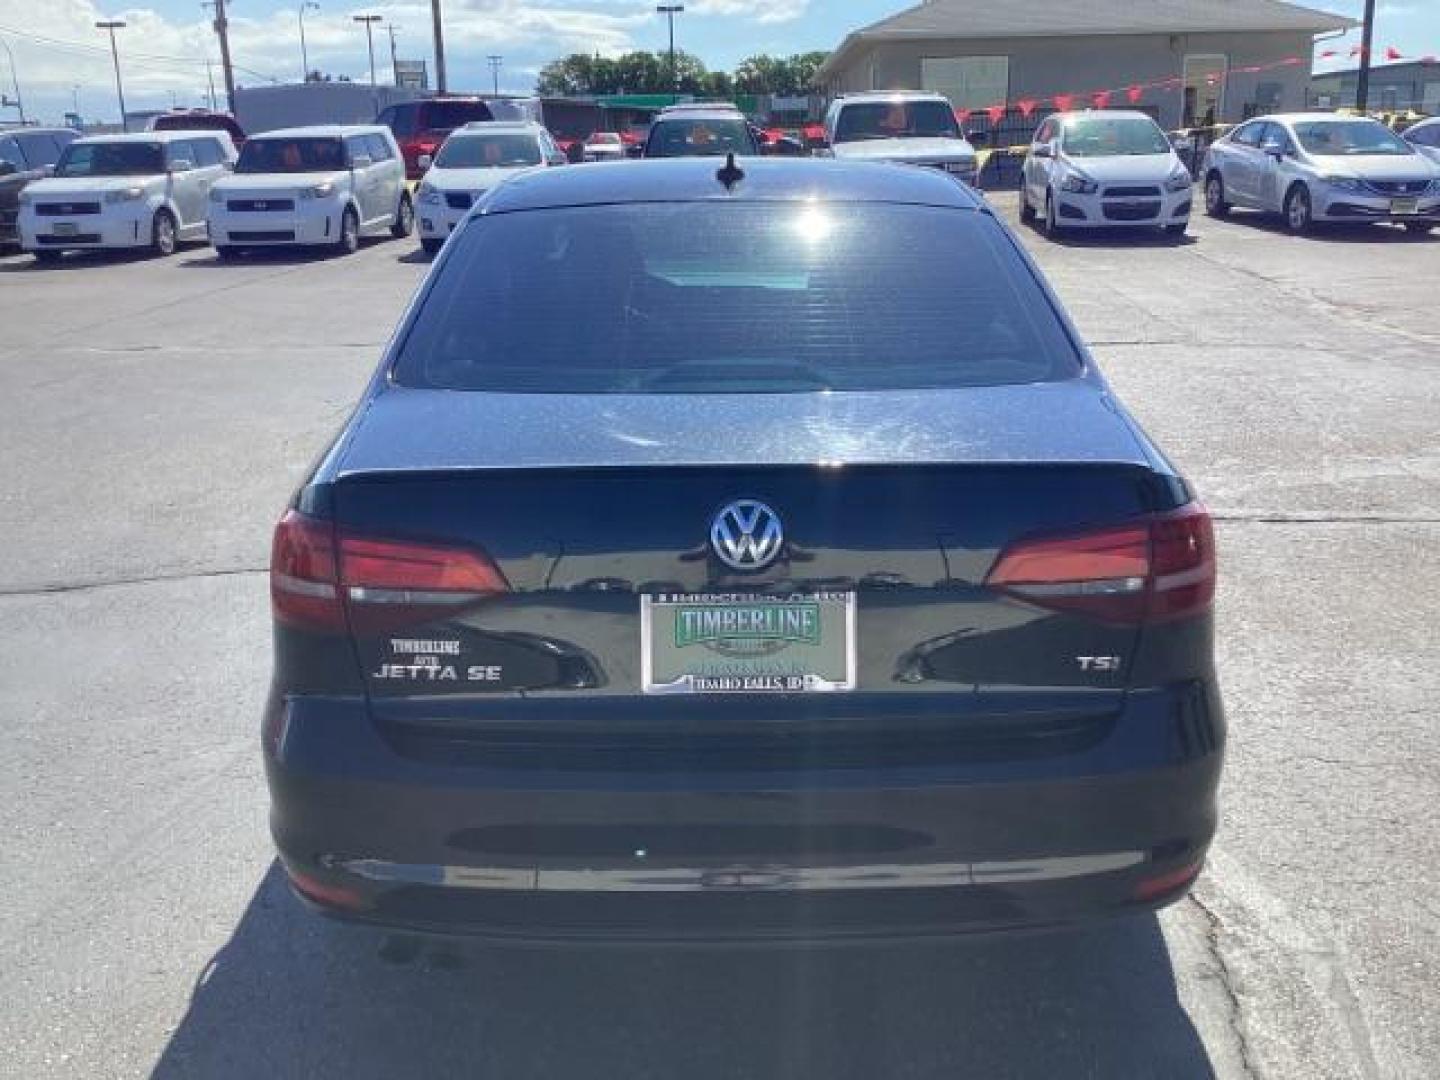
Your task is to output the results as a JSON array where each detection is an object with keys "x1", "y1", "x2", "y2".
[{"x1": 1201, "y1": 113, "x2": 1440, "y2": 235}]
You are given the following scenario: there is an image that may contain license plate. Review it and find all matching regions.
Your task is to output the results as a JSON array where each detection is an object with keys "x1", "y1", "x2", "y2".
[
  {"x1": 52, "y1": 222, "x2": 79, "y2": 236},
  {"x1": 641, "y1": 592, "x2": 856, "y2": 694},
  {"x1": 1391, "y1": 198, "x2": 1418, "y2": 215}
]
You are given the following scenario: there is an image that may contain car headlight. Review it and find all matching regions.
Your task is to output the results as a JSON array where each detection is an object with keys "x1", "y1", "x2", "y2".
[
  {"x1": 104, "y1": 186, "x2": 145, "y2": 203},
  {"x1": 418, "y1": 182, "x2": 441, "y2": 205},
  {"x1": 1165, "y1": 168, "x2": 1192, "y2": 193},
  {"x1": 1321, "y1": 175, "x2": 1362, "y2": 192},
  {"x1": 1060, "y1": 172, "x2": 1098, "y2": 195},
  {"x1": 298, "y1": 181, "x2": 336, "y2": 200}
]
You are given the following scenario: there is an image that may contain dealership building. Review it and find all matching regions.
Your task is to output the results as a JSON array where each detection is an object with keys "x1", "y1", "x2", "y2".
[
  {"x1": 815, "y1": 0, "x2": 1356, "y2": 130},
  {"x1": 1309, "y1": 60, "x2": 1440, "y2": 113}
]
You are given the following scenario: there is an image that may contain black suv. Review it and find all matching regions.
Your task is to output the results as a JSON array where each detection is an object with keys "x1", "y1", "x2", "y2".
[
  {"x1": 643, "y1": 105, "x2": 759, "y2": 158},
  {"x1": 0, "y1": 128, "x2": 79, "y2": 246}
]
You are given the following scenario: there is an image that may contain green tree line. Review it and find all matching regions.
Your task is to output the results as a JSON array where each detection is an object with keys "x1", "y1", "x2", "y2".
[{"x1": 535, "y1": 51, "x2": 831, "y2": 99}]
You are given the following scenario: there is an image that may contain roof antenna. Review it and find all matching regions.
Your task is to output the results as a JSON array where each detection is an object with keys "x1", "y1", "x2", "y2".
[{"x1": 717, "y1": 152, "x2": 745, "y2": 192}]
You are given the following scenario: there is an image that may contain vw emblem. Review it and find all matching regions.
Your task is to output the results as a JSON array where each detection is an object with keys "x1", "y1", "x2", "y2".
[
  {"x1": 710, "y1": 500, "x2": 783, "y2": 571},
  {"x1": 254, "y1": 200, "x2": 267, "y2": 210}
]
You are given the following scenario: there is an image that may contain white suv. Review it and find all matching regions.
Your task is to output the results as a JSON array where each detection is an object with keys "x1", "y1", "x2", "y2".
[
  {"x1": 18, "y1": 131, "x2": 236, "y2": 261},
  {"x1": 206, "y1": 125, "x2": 412, "y2": 258},
  {"x1": 416, "y1": 121, "x2": 564, "y2": 255},
  {"x1": 823, "y1": 92, "x2": 978, "y2": 186}
]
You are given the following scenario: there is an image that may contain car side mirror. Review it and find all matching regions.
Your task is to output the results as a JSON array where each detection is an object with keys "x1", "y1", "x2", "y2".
[
  {"x1": 170, "y1": 159, "x2": 195, "y2": 173},
  {"x1": 416, "y1": 153, "x2": 432, "y2": 170},
  {"x1": 1263, "y1": 142, "x2": 1285, "y2": 160},
  {"x1": 966, "y1": 129, "x2": 989, "y2": 147},
  {"x1": 351, "y1": 154, "x2": 373, "y2": 169},
  {"x1": 1032, "y1": 143, "x2": 1054, "y2": 159}
]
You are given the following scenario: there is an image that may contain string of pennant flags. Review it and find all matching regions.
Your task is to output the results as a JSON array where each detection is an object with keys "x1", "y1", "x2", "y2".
[{"x1": 951, "y1": 47, "x2": 1438, "y2": 127}]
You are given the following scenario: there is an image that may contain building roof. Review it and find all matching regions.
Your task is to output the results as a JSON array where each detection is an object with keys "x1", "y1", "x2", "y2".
[{"x1": 819, "y1": 0, "x2": 1357, "y2": 82}]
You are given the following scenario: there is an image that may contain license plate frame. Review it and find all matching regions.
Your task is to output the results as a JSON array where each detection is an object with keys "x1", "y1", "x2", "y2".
[
  {"x1": 640, "y1": 591, "x2": 857, "y2": 695},
  {"x1": 1390, "y1": 197, "x2": 1419, "y2": 216}
]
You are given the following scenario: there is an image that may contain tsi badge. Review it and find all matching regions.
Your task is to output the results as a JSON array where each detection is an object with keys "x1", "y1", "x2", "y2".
[
  {"x1": 1077, "y1": 655, "x2": 1122, "y2": 673},
  {"x1": 710, "y1": 499, "x2": 784, "y2": 571}
]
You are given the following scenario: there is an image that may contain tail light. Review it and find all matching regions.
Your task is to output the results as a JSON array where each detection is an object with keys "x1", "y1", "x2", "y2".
[
  {"x1": 986, "y1": 503, "x2": 1214, "y2": 625},
  {"x1": 270, "y1": 510, "x2": 508, "y2": 634}
]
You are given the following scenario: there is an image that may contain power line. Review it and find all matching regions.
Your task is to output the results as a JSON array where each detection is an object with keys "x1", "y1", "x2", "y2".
[{"x1": 0, "y1": 21, "x2": 280, "y2": 84}]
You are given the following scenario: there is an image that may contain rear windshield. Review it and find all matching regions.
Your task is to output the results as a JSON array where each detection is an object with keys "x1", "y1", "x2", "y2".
[
  {"x1": 1062, "y1": 116, "x2": 1171, "y2": 157},
  {"x1": 834, "y1": 102, "x2": 960, "y2": 143},
  {"x1": 436, "y1": 133, "x2": 541, "y2": 168},
  {"x1": 421, "y1": 101, "x2": 493, "y2": 131},
  {"x1": 1292, "y1": 120, "x2": 1414, "y2": 157},
  {"x1": 393, "y1": 203, "x2": 1079, "y2": 393},
  {"x1": 647, "y1": 118, "x2": 755, "y2": 157},
  {"x1": 236, "y1": 138, "x2": 346, "y2": 173},
  {"x1": 154, "y1": 114, "x2": 238, "y2": 136},
  {"x1": 55, "y1": 142, "x2": 164, "y2": 177}
]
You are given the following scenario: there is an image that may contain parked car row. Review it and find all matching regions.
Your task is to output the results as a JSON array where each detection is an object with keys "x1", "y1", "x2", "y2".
[{"x1": 1018, "y1": 109, "x2": 1440, "y2": 239}]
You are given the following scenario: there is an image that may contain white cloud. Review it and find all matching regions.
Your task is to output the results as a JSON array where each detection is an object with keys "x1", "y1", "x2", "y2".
[{"x1": 684, "y1": 0, "x2": 810, "y2": 26}]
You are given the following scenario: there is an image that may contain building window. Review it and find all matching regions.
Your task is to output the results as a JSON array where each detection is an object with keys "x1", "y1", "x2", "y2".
[
  {"x1": 1183, "y1": 55, "x2": 1228, "y2": 128},
  {"x1": 920, "y1": 56, "x2": 1010, "y2": 111}
]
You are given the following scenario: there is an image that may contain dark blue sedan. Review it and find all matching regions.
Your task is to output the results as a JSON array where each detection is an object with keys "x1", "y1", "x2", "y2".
[{"x1": 264, "y1": 157, "x2": 1223, "y2": 942}]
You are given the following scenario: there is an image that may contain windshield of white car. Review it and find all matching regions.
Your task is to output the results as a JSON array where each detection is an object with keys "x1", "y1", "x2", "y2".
[
  {"x1": 236, "y1": 138, "x2": 347, "y2": 173},
  {"x1": 1062, "y1": 117, "x2": 1171, "y2": 157},
  {"x1": 436, "y1": 134, "x2": 542, "y2": 168},
  {"x1": 1292, "y1": 121, "x2": 1414, "y2": 157},
  {"x1": 834, "y1": 102, "x2": 960, "y2": 143},
  {"x1": 55, "y1": 142, "x2": 164, "y2": 177}
]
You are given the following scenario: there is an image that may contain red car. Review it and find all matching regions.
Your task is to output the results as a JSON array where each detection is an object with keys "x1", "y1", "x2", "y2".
[
  {"x1": 377, "y1": 98, "x2": 510, "y2": 179},
  {"x1": 150, "y1": 110, "x2": 247, "y2": 149}
]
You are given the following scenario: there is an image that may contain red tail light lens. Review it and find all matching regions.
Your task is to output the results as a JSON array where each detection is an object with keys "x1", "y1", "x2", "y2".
[
  {"x1": 270, "y1": 510, "x2": 508, "y2": 634},
  {"x1": 271, "y1": 511, "x2": 344, "y2": 632},
  {"x1": 986, "y1": 503, "x2": 1214, "y2": 625}
]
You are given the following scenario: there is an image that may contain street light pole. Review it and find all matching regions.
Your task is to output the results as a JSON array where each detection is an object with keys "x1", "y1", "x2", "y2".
[
  {"x1": 431, "y1": 0, "x2": 447, "y2": 94},
  {"x1": 299, "y1": 2, "x2": 320, "y2": 82},
  {"x1": 656, "y1": 5, "x2": 684, "y2": 102},
  {"x1": 488, "y1": 55, "x2": 502, "y2": 97},
  {"x1": 95, "y1": 19, "x2": 129, "y2": 131},
  {"x1": 0, "y1": 36, "x2": 25, "y2": 124},
  {"x1": 388, "y1": 24, "x2": 400, "y2": 86},
  {"x1": 1355, "y1": 0, "x2": 1377, "y2": 112},
  {"x1": 354, "y1": 14, "x2": 381, "y2": 87}
]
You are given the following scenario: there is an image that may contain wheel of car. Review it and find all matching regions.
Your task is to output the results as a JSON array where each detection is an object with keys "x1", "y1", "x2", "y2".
[
  {"x1": 1043, "y1": 190, "x2": 1064, "y2": 238},
  {"x1": 338, "y1": 206, "x2": 360, "y2": 255},
  {"x1": 32, "y1": 250, "x2": 62, "y2": 264},
  {"x1": 1403, "y1": 220, "x2": 1435, "y2": 235},
  {"x1": 391, "y1": 194, "x2": 415, "y2": 239},
  {"x1": 1019, "y1": 178, "x2": 1036, "y2": 223},
  {"x1": 1204, "y1": 173, "x2": 1230, "y2": 218},
  {"x1": 215, "y1": 245, "x2": 241, "y2": 261},
  {"x1": 1283, "y1": 184, "x2": 1313, "y2": 235},
  {"x1": 421, "y1": 237, "x2": 443, "y2": 256},
  {"x1": 151, "y1": 210, "x2": 178, "y2": 257}
]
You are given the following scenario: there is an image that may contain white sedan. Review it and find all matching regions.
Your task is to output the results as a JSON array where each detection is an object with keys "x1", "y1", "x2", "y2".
[
  {"x1": 1020, "y1": 110, "x2": 1192, "y2": 238},
  {"x1": 415, "y1": 121, "x2": 565, "y2": 255}
]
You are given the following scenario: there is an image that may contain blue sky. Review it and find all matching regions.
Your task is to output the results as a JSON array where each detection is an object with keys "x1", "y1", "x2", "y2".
[{"x1": 1, "y1": 1, "x2": 1435, "y2": 123}]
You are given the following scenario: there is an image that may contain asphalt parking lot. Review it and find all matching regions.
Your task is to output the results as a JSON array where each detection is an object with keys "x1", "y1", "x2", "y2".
[{"x1": 0, "y1": 197, "x2": 1436, "y2": 1079}]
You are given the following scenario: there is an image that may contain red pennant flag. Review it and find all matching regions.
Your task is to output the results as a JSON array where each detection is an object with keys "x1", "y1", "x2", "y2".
[
  {"x1": 1017, "y1": 98, "x2": 1038, "y2": 119},
  {"x1": 954, "y1": 107, "x2": 972, "y2": 125},
  {"x1": 1385, "y1": 46, "x2": 1403, "y2": 61},
  {"x1": 1126, "y1": 84, "x2": 1143, "y2": 104},
  {"x1": 1053, "y1": 93, "x2": 1075, "y2": 112},
  {"x1": 1092, "y1": 90, "x2": 1112, "y2": 110},
  {"x1": 1320, "y1": 49, "x2": 1338, "y2": 58},
  {"x1": 1424, "y1": 56, "x2": 1438, "y2": 65},
  {"x1": 985, "y1": 104, "x2": 1005, "y2": 125}
]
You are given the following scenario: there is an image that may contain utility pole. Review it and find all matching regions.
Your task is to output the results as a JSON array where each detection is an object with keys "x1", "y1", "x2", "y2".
[
  {"x1": 431, "y1": 0, "x2": 447, "y2": 94},
  {"x1": 488, "y1": 55, "x2": 502, "y2": 96},
  {"x1": 354, "y1": 15, "x2": 381, "y2": 87},
  {"x1": 0, "y1": 36, "x2": 25, "y2": 124},
  {"x1": 1355, "y1": 0, "x2": 1377, "y2": 112},
  {"x1": 656, "y1": 5, "x2": 684, "y2": 101},
  {"x1": 206, "y1": 61, "x2": 217, "y2": 110},
  {"x1": 95, "y1": 19, "x2": 129, "y2": 130},
  {"x1": 388, "y1": 24, "x2": 400, "y2": 85},
  {"x1": 299, "y1": 2, "x2": 320, "y2": 83},
  {"x1": 212, "y1": 0, "x2": 237, "y2": 114}
]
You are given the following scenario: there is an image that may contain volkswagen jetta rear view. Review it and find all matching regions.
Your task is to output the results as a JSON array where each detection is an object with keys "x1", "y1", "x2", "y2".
[{"x1": 264, "y1": 158, "x2": 1223, "y2": 942}]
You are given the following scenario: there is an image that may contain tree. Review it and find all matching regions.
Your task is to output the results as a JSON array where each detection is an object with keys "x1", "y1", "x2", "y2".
[
  {"x1": 735, "y1": 52, "x2": 831, "y2": 95},
  {"x1": 534, "y1": 49, "x2": 829, "y2": 100}
]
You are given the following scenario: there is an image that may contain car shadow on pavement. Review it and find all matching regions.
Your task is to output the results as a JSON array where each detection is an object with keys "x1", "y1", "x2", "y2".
[
  {"x1": 178, "y1": 248, "x2": 334, "y2": 269},
  {"x1": 396, "y1": 248, "x2": 434, "y2": 265},
  {"x1": 149, "y1": 862, "x2": 1215, "y2": 1080},
  {"x1": 1021, "y1": 219, "x2": 1198, "y2": 249},
  {"x1": 1215, "y1": 210, "x2": 1436, "y2": 243}
]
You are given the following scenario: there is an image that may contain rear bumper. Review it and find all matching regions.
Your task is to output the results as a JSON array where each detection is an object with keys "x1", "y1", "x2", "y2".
[{"x1": 265, "y1": 682, "x2": 1223, "y2": 943}]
